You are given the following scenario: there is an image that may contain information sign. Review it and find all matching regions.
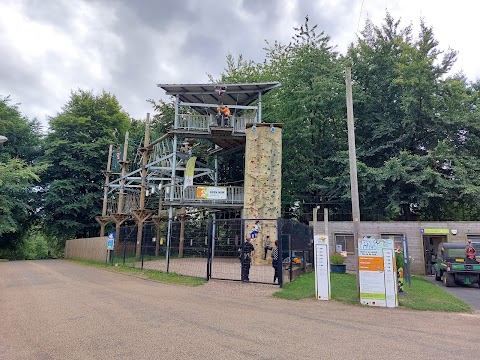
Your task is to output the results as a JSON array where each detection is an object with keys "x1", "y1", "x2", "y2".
[
  {"x1": 196, "y1": 187, "x2": 227, "y2": 200},
  {"x1": 358, "y1": 238, "x2": 398, "y2": 307},
  {"x1": 107, "y1": 232, "x2": 115, "y2": 250},
  {"x1": 314, "y1": 235, "x2": 330, "y2": 300}
]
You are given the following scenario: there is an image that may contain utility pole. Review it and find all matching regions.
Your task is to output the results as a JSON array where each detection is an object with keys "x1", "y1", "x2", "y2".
[{"x1": 345, "y1": 67, "x2": 361, "y2": 298}]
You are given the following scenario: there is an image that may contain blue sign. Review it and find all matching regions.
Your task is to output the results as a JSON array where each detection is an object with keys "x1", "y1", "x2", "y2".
[{"x1": 107, "y1": 232, "x2": 115, "y2": 250}]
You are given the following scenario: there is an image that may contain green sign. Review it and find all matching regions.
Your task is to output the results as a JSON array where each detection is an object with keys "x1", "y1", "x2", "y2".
[{"x1": 421, "y1": 228, "x2": 449, "y2": 235}]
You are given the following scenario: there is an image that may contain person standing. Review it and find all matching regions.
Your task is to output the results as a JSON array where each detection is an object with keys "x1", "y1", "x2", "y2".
[
  {"x1": 216, "y1": 103, "x2": 231, "y2": 126},
  {"x1": 271, "y1": 240, "x2": 279, "y2": 283},
  {"x1": 240, "y1": 237, "x2": 255, "y2": 281},
  {"x1": 263, "y1": 235, "x2": 271, "y2": 260}
]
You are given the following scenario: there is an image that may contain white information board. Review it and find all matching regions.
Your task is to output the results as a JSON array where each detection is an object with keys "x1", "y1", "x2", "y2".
[
  {"x1": 358, "y1": 238, "x2": 398, "y2": 307},
  {"x1": 314, "y1": 235, "x2": 330, "y2": 300},
  {"x1": 196, "y1": 186, "x2": 227, "y2": 200}
]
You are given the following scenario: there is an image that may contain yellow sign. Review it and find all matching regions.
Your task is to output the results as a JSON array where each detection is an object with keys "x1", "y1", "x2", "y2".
[
  {"x1": 196, "y1": 187, "x2": 227, "y2": 200},
  {"x1": 422, "y1": 228, "x2": 449, "y2": 235}
]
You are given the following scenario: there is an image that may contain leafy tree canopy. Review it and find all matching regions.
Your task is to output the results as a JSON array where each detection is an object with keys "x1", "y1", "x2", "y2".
[{"x1": 42, "y1": 90, "x2": 130, "y2": 244}]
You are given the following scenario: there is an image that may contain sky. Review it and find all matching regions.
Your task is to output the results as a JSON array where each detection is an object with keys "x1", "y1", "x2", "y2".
[{"x1": 1, "y1": 0, "x2": 479, "y2": 132}]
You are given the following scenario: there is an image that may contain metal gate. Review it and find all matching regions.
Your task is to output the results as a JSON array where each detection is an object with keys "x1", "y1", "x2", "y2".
[
  {"x1": 117, "y1": 217, "x2": 313, "y2": 286},
  {"x1": 207, "y1": 218, "x2": 283, "y2": 285}
]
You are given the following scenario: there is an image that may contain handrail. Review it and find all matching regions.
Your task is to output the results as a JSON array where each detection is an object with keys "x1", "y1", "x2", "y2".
[
  {"x1": 177, "y1": 114, "x2": 259, "y2": 133},
  {"x1": 162, "y1": 185, "x2": 244, "y2": 204}
]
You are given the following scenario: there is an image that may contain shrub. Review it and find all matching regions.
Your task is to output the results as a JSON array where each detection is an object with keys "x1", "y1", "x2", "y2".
[{"x1": 330, "y1": 252, "x2": 345, "y2": 265}]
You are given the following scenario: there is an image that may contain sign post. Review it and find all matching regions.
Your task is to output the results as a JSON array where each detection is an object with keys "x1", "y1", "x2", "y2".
[
  {"x1": 358, "y1": 238, "x2": 398, "y2": 307},
  {"x1": 107, "y1": 232, "x2": 115, "y2": 265},
  {"x1": 314, "y1": 235, "x2": 331, "y2": 300}
]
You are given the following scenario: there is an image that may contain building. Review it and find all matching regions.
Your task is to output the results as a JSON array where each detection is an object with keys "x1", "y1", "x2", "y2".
[{"x1": 313, "y1": 220, "x2": 480, "y2": 274}]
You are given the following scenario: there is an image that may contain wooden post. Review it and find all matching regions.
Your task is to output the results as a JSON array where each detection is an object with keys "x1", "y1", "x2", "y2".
[
  {"x1": 135, "y1": 114, "x2": 151, "y2": 260},
  {"x1": 98, "y1": 145, "x2": 113, "y2": 237},
  {"x1": 345, "y1": 67, "x2": 361, "y2": 298},
  {"x1": 115, "y1": 131, "x2": 129, "y2": 242},
  {"x1": 102, "y1": 145, "x2": 113, "y2": 217}
]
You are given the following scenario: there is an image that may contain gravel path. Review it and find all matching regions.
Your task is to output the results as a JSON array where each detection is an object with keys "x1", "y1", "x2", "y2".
[{"x1": 1, "y1": 260, "x2": 478, "y2": 360}]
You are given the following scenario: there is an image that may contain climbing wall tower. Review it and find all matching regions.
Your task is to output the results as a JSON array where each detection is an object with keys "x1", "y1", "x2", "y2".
[{"x1": 243, "y1": 123, "x2": 283, "y2": 265}]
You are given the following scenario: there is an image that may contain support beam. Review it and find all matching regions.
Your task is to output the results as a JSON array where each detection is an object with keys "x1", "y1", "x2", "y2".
[
  {"x1": 98, "y1": 145, "x2": 113, "y2": 236},
  {"x1": 179, "y1": 102, "x2": 257, "y2": 110},
  {"x1": 117, "y1": 131, "x2": 129, "y2": 215},
  {"x1": 135, "y1": 114, "x2": 151, "y2": 260},
  {"x1": 95, "y1": 216, "x2": 111, "y2": 238},
  {"x1": 166, "y1": 96, "x2": 180, "y2": 271}
]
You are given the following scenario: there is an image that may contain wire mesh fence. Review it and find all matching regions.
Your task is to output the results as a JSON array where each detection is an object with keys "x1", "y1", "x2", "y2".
[{"x1": 115, "y1": 217, "x2": 314, "y2": 286}]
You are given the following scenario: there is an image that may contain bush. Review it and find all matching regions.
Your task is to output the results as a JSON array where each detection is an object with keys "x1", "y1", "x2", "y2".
[
  {"x1": 396, "y1": 250, "x2": 405, "y2": 270},
  {"x1": 330, "y1": 252, "x2": 345, "y2": 265}
]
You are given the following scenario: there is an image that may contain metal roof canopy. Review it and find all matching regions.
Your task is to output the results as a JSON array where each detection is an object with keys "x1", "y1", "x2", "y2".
[{"x1": 157, "y1": 82, "x2": 280, "y2": 115}]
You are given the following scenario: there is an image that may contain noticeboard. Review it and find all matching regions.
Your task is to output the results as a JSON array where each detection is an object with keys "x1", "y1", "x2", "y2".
[
  {"x1": 358, "y1": 238, "x2": 398, "y2": 307},
  {"x1": 314, "y1": 235, "x2": 330, "y2": 301}
]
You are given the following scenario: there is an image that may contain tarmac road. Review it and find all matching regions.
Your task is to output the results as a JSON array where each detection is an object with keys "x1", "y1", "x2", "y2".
[
  {"x1": 424, "y1": 274, "x2": 480, "y2": 311},
  {"x1": 0, "y1": 260, "x2": 478, "y2": 360}
]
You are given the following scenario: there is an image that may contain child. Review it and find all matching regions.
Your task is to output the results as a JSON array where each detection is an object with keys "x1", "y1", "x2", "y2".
[{"x1": 249, "y1": 220, "x2": 261, "y2": 239}]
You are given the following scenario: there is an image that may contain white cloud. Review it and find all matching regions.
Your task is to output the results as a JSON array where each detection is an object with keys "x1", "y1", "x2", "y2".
[{"x1": 0, "y1": 0, "x2": 479, "y2": 130}]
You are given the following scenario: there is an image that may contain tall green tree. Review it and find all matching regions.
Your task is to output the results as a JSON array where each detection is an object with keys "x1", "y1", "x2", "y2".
[
  {"x1": 42, "y1": 90, "x2": 129, "y2": 244},
  {"x1": 0, "y1": 97, "x2": 44, "y2": 258},
  {"x1": 0, "y1": 96, "x2": 42, "y2": 163},
  {"x1": 215, "y1": 17, "x2": 350, "y2": 221},
  {"x1": 348, "y1": 14, "x2": 480, "y2": 220}
]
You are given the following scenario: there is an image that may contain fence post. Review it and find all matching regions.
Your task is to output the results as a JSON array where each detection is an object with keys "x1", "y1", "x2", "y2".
[
  {"x1": 141, "y1": 223, "x2": 146, "y2": 269},
  {"x1": 277, "y1": 218, "x2": 283, "y2": 287},
  {"x1": 207, "y1": 218, "x2": 213, "y2": 280},
  {"x1": 240, "y1": 219, "x2": 245, "y2": 282},
  {"x1": 122, "y1": 226, "x2": 127, "y2": 265}
]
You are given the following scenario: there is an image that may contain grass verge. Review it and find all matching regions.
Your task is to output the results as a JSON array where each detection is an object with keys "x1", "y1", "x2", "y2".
[
  {"x1": 273, "y1": 272, "x2": 471, "y2": 312},
  {"x1": 67, "y1": 258, "x2": 206, "y2": 287}
]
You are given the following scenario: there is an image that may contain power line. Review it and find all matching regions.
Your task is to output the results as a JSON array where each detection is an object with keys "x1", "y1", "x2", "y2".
[{"x1": 356, "y1": 0, "x2": 365, "y2": 34}]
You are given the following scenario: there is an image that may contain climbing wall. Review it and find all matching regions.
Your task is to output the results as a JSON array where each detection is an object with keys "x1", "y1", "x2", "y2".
[{"x1": 243, "y1": 123, "x2": 283, "y2": 265}]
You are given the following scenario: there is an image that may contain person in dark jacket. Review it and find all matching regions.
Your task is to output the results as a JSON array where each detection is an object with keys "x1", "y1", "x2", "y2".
[
  {"x1": 240, "y1": 237, "x2": 255, "y2": 281},
  {"x1": 271, "y1": 240, "x2": 279, "y2": 283}
]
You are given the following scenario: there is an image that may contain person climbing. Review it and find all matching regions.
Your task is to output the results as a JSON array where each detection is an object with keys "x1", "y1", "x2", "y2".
[
  {"x1": 239, "y1": 237, "x2": 255, "y2": 282},
  {"x1": 271, "y1": 240, "x2": 279, "y2": 283},
  {"x1": 216, "y1": 102, "x2": 231, "y2": 126},
  {"x1": 465, "y1": 239, "x2": 477, "y2": 263},
  {"x1": 249, "y1": 220, "x2": 261, "y2": 240}
]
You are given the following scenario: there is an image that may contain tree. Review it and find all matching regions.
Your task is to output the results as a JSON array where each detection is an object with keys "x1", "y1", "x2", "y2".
[
  {"x1": 0, "y1": 96, "x2": 42, "y2": 163},
  {"x1": 348, "y1": 13, "x2": 480, "y2": 220},
  {"x1": 214, "y1": 17, "x2": 350, "y2": 221},
  {"x1": 264, "y1": 17, "x2": 349, "y2": 220},
  {"x1": 0, "y1": 97, "x2": 44, "y2": 258},
  {"x1": 0, "y1": 159, "x2": 42, "y2": 258},
  {"x1": 42, "y1": 90, "x2": 130, "y2": 245}
]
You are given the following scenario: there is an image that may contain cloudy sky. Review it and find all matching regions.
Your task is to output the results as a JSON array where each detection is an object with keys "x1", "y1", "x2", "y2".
[{"x1": 1, "y1": 0, "x2": 479, "y2": 131}]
